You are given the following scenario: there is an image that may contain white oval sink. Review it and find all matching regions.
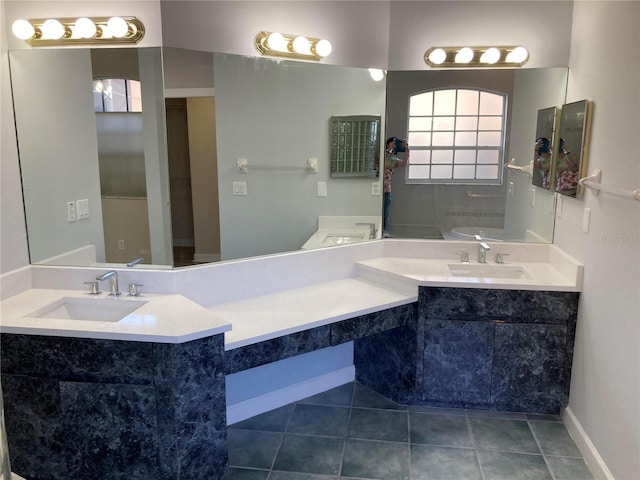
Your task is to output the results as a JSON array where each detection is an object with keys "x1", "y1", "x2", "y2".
[
  {"x1": 27, "y1": 297, "x2": 148, "y2": 322},
  {"x1": 323, "y1": 233, "x2": 367, "y2": 245},
  {"x1": 448, "y1": 264, "x2": 530, "y2": 279}
]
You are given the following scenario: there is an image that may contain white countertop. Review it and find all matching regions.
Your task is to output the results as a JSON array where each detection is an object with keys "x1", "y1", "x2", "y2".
[
  {"x1": 0, "y1": 289, "x2": 231, "y2": 343},
  {"x1": 356, "y1": 257, "x2": 582, "y2": 292},
  {"x1": 0, "y1": 240, "x2": 583, "y2": 346},
  {"x1": 210, "y1": 278, "x2": 416, "y2": 351}
]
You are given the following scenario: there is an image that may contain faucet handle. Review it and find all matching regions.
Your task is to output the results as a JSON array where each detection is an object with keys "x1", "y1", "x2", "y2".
[
  {"x1": 83, "y1": 281, "x2": 101, "y2": 295},
  {"x1": 128, "y1": 283, "x2": 143, "y2": 297},
  {"x1": 495, "y1": 253, "x2": 510, "y2": 264},
  {"x1": 456, "y1": 250, "x2": 469, "y2": 263}
]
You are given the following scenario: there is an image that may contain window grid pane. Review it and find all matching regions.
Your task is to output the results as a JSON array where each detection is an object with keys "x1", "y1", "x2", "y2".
[{"x1": 407, "y1": 87, "x2": 505, "y2": 183}]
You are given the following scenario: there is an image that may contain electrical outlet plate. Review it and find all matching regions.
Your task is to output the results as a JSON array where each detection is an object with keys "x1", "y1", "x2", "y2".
[
  {"x1": 67, "y1": 201, "x2": 77, "y2": 222},
  {"x1": 372, "y1": 182, "x2": 381, "y2": 196}
]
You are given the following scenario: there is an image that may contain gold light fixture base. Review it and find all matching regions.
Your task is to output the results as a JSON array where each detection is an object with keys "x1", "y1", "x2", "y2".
[
  {"x1": 21, "y1": 17, "x2": 145, "y2": 46},
  {"x1": 425, "y1": 46, "x2": 529, "y2": 68},
  {"x1": 255, "y1": 31, "x2": 330, "y2": 62}
]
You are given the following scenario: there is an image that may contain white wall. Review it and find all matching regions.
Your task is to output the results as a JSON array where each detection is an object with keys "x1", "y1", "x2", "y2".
[
  {"x1": 160, "y1": 0, "x2": 391, "y2": 70},
  {"x1": 556, "y1": 2, "x2": 640, "y2": 479},
  {"x1": 388, "y1": 1, "x2": 573, "y2": 70}
]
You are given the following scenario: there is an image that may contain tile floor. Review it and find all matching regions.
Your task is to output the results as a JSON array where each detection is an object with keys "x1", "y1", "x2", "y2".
[{"x1": 223, "y1": 382, "x2": 594, "y2": 480}]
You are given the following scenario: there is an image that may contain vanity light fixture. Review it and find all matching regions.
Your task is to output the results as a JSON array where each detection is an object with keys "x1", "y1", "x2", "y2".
[
  {"x1": 425, "y1": 46, "x2": 529, "y2": 68},
  {"x1": 368, "y1": 68, "x2": 386, "y2": 82},
  {"x1": 255, "y1": 31, "x2": 332, "y2": 61},
  {"x1": 11, "y1": 16, "x2": 144, "y2": 46}
]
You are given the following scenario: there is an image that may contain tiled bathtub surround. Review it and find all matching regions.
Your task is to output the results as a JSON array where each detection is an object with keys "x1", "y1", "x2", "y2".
[{"x1": 223, "y1": 382, "x2": 593, "y2": 479}]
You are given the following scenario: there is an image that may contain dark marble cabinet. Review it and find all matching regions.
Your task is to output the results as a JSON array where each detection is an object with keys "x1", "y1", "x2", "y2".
[
  {"x1": 1, "y1": 286, "x2": 579, "y2": 479},
  {"x1": 0, "y1": 333, "x2": 227, "y2": 480},
  {"x1": 356, "y1": 287, "x2": 579, "y2": 414}
]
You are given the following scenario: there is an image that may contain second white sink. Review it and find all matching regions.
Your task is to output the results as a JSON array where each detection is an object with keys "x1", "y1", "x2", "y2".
[
  {"x1": 27, "y1": 297, "x2": 147, "y2": 322},
  {"x1": 448, "y1": 264, "x2": 530, "y2": 279}
]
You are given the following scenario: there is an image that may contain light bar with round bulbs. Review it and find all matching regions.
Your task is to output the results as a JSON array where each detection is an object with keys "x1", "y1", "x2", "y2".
[
  {"x1": 424, "y1": 46, "x2": 529, "y2": 68},
  {"x1": 255, "y1": 31, "x2": 332, "y2": 61},
  {"x1": 11, "y1": 16, "x2": 145, "y2": 46}
]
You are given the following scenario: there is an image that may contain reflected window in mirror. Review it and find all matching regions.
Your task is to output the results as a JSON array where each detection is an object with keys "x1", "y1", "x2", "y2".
[
  {"x1": 93, "y1": 79, "x2": 142, "y2": 113},
  {"x1": 406, "y1": 88, "x2": 506, "y2": 184}
]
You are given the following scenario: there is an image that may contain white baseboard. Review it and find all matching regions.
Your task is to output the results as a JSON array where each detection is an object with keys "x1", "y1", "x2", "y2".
[
  {"x1": 226, "y1": 365, "x2": 355, "y2": 425},
  {"x1": 562, "y1": 407, "x2": 614, "y2": 480}
]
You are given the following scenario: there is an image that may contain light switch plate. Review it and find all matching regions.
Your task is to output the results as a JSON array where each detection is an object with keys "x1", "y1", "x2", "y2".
[
  {"x1": 508, "y1": 182, "x2": 514, "y2": 197},
  {"x1": 317, "y1": 182, "x2": 327, "y2": 197},
  {"x1": 232, "y1": 182, "x2": 247, "y2": 195},
  {"x1": 582, "y1": 207, "x2": 591, "y2": 233},
  {"x1": 530, "y1": 188, "x2": 536, "y2": 208},
  {"x1": 77, "y1": 199, "x2": 89, "y2": 219},
  {"x1": 556, "y1": 196, "x2": 563, "y2": 218}
]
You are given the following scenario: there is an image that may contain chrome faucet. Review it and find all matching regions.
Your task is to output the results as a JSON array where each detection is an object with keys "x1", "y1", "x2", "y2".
[
  {"x1": 356, "y1": 222, "x2": 378, "y2": 239},
  {"x1": 478, "y1": 242, "x2": 491, "y2": 264},
  {"x1": 126, "y1": 257, "x2": 144, "y2": 267},
  {"x1": 96, "y1": 270, "x2": 120, "y2": 296}
]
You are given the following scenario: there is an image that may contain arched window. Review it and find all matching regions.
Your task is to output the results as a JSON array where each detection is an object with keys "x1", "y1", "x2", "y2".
[
  {"x1": 406, "y1": 88, "x2": 506, "y2": 184},
  {"x1": 93, "y1": 78, "x2": 142, "y2": 113}
]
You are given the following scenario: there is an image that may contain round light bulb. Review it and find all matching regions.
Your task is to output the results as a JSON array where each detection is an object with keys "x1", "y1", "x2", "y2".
[
  {"x1": 315, "y1": 39, "x2": 332, "y2": 57},
  {"x1": 12, "y1": 19, "x2": 35, "y2": 40},
  {"x1": 368, "y1": 68, "x2": 385, "y2": 82},
  {"x1": 454, "y1": 47, "x2": 474, "y2": 64},
  {"x1": 74, "y1": 17, "x2": 96, "y2": 38},
  {"x1": 292, "y1": 36, "x2": 311, "y2": 55},
  {"x1": 107, "y1": 16, "x2": 129, "y2": 38},
  {"x1": 266, "y1": 32, "x2": 287, "y2": 52},
  {"x1": 506, "y1": 47, "x2": 528, "y2": 64},
  {"x1": 41, "y1": 19, "x2": 65, "y2": 40},
  {"x1": 480, "y1": 47, "x2": 501, "y2": 64},
  {"x1": 427, "y1": 48, "x2": 447, "y2": 65}
]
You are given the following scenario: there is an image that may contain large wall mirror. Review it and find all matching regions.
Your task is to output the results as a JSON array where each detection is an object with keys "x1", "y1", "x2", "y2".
[{"x1": 10, "y1": 46, "x2": 568, "y2": 269}]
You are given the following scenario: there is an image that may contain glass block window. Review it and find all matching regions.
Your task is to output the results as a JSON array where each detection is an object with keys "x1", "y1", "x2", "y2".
[
  {"x1": 406, "y1": 88, "x2": 506, "y2": 184},
  {"x1": 330, "y1": 115, "x2": 381, "y2": 178},
  {"x1": 93, "y1": 79, "x2": 142, "y2": 113}
]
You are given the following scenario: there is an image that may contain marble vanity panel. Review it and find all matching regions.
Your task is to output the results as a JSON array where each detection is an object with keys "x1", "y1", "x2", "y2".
[
  {"x1": 354, "y1": 325, "x2": 419, "y2": 405},
  {"x1": 331, "y1": 304, "x2": 417, "y2": 345},
  {"x1": 492, "y1": 323, "x2": 568, "y2": 413},
  {"x1": 1, "y1": 333, "x2": 228, "y2": 480},
  {"x1": 0, "y1": 333, "x2": 155, "y2": 384},
  {"x1": 0, "y1": 375, "x2": 67, "y2": 479},
  {"x1": 225, "y1": 326, "x2": 331, "y2": 374},
  {"x1": 420, "y1": 288, "x2": 579, "y2": 324},
  {"x1": 154, "y1": 335, "x2": 228, "y2": 479},
  {"x1": 61, "y1": 382, "x2": 160, "y2": 479},
  {"x1": 422, "y1": 319, "x2": 494, "y2": 406}
]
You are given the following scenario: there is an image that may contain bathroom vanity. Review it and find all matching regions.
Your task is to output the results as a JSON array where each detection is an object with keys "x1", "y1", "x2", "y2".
[{"x1": 0, "y1": 240, "x2": 583, "y2": 480}]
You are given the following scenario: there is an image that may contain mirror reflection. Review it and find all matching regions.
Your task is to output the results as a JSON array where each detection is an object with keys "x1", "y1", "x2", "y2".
[
  {"x1": 385, "y1": 68, "x2": 568, "y2": 243},
  {"x1": 554, "y1": 99, "x2": 592, "y2": 198},
  {"x1": 532, "y1": 106, "x2": 559, "y2": 190},
  {"x1": 10, "y1": 46, "x2": 568, "y2": 269}
]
